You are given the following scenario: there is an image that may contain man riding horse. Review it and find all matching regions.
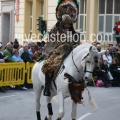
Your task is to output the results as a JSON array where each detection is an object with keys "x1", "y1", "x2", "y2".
[{"x1": 42, "y1": 0, "x2": 80, "y2": 96}]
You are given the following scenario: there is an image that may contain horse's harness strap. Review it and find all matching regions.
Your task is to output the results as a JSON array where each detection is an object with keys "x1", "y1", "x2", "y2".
[
  {"x1": 72, "y1": 50, "x2": 80, "y2": 73},
  {"x1": 72, "y1": 50, "x2": 93, "y2": 74},
  {"x1": 84, "y1": 63, "x2": 93, "y2": 73}
]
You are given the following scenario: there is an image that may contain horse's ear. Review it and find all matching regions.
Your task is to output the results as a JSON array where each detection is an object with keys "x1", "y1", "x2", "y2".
[
  {"x1": 89, "y1": 46, "x2": 93, "y2": 55},
  {"x1": 89, "y1": 46, "x2": 99, "y2": 56},
  {"x1": 82, "y1": 53, "x2": 89, "y2": 61}
]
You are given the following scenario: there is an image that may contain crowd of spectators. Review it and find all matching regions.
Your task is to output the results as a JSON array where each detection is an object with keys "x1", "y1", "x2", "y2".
[
  {"x1": 0, "y1": 39, "x2": 46, "y2": 92},
  {"x1": 92, "y1": 42, "x2": 120, "y2": 87}
]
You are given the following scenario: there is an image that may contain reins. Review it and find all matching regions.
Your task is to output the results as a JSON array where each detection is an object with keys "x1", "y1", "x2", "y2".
[{"x1": 72, "y1": 50, "x2": 81, "y2": 73}]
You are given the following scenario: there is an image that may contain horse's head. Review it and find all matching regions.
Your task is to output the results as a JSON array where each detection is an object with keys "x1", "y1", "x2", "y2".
[
  {"x1": 81, "y1": 46, "x2": 100, "y2": 81},
  {"x1": 56, "y1": 0, "x2": 79, "y2": 24}
]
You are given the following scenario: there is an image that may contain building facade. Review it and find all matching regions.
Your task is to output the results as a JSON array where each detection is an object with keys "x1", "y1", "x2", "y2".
[
  {"x1": 77, "y1": 0, "x2": 120, "y2": 43},
  {"x1": 0, "y1": 0, "x2": 48, "y2": 46},
  {"x1": 0, "y1": 0, "x2": 120, "y2": 46}
]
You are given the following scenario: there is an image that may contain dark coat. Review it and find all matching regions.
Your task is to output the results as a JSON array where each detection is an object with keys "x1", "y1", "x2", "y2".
[
  {"x1": 21, "y1": 51, "x2": 33, "y2": 63},
  {"x1": 100, "y1": 64, "x2": 109, "y2": 73},
  {"x1": 0, "y1": 52, "x2": 5, "y2": 59},
  {"x1": 116, "y1": 53, "x2": 120, "y2": 66},
  {"x1": 110, "y1": 64, "x2": 120, "y2": 79}
]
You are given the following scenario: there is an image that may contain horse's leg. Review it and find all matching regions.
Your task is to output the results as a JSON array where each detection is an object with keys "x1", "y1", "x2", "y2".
[
  {"x1": 34, "y1": 86, "x2": 43, "y2": 120},
  {"x1": 44, "y1": 96, "x2": 53, "y2": 120},
  {"x1": 71, "y1": 101, "x2": 77, "y2": 120},
  {"x1": 56, "y1": 92, "x2": 64, "y2": 120}
]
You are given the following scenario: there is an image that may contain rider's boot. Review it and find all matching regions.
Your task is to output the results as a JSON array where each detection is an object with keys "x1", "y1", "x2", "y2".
[{"x1": 43, "y1": 73, "x2": 51, "y2": 96}]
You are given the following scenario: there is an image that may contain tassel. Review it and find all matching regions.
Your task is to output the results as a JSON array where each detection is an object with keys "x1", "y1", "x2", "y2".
[{"x1": 86, "y1": 87, "x2": 97, "y2": 109}]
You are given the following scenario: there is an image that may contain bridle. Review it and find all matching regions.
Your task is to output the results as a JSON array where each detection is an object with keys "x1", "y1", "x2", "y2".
[
  {"x1": 84, "y1": 61, "x2": 93, "y2": 74},
  {"x1": 71, "y1": 50, "x2": 93, "y2": 74}
]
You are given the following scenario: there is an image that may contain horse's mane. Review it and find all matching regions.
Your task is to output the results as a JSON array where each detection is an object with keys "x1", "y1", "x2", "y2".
[{"x1": 74, "y1": 43, "x2": 98, "y2": 57}]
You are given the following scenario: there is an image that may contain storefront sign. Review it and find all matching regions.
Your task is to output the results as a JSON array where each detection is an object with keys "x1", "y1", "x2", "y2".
[{"x1": 16, "y1": 0, "x2": 20, "y2": 22}]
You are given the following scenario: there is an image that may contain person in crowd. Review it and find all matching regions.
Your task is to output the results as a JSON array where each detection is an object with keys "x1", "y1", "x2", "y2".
[
  {"x1": 113, "y1": 22, "x2": 120, "y2": 44},
  {"x1": 42, "y1": 46, "x2": 46, "y2": 55},
  {"x1": 110, "y1": 58, "x2": 120, "y2": 83},
  {"x1": 96, "y1": 42, "x2": 101, "y2": 52},
  {"x1": 33, "y1": 46, "x2": 42, "y2": 61},
  {"x1": 41, "y1": 41, "x2": 46, "y2": 47},
  {"x1": 0, "y1": 42, "x2": 7, "y2": 92},
  {"x1": 21, "y1": 44, "x2": 35, "y2": 63},
  {"x1": 100, "y1": 60, "x2": 110, "y2": 87},
  {"x1": 0, "y1": 42, "x2": 8, "y2": 63},
  {"x1": 109, "y1": 44, "x2": 117, "y2": 58},
  {"x1": 21, "y1": 44, "x2": 35, "y2": 89},
  {"x1": 3, "y1": 42, "x2": 15, "y2": 62},
  {"x1": 13, "y1": 39, "x2": 19, "y2": 49},
  {"x1": 28, "y1": 42, "x2": 36, "y2": 57},
  {"x1": 19, "y1": 46, "x2": 24, "y2": 57},
  {"x1": 93, "y1": 59, "x2": 110, "y2": 87},
  {"x1": 116, "y1": 45, "x2": 120, "y2": 66},
  {"x1": 21, "y1": 44, "x2": 33, "y2": 89},
  {"x1": 92, "y1": 42, "x2": 97, "y2": 47},
  {"x1": 18, "y1": 44, "x2": 23, "y2": 49},
  {"x1": 11, "y1": 48, "x2": 27, "y2": 90},
  {"x1": 37, "y1": 42, "x2": 42, "y2": 47},
  {"x1": 103, "y1": 49, "x2": 112, "y2": 66},
  {"x1": 19, "y1": 41, "x2": 28, "y2": 57},
  {"x1": 12, "y1": 49, "x2": 23, "y2": 62}
]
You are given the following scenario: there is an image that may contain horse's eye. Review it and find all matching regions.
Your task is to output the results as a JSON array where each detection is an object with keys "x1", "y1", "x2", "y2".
[{"x1": 87, "y1": 61, "x2": 90, "y2": 63}]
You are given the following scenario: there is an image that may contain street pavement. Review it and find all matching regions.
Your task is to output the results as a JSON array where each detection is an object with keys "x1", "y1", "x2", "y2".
[{"x1": 0, "y1": 86, "x2": 120, "y2": 120}]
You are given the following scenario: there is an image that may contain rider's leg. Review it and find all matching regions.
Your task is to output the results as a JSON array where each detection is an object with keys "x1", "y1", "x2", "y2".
[{"x1": 43, "y1": 73, "x2": 52, "y2": 96}]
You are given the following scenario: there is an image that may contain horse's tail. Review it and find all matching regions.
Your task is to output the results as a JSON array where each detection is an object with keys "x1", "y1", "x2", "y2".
[{"x1": 86, "y1": 87, "x2": 97, "y2": 109}]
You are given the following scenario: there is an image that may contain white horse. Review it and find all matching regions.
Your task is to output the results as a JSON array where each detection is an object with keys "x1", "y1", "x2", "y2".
[{"x1": 32, "y1": 43, "x2": 101, "y2": 120}]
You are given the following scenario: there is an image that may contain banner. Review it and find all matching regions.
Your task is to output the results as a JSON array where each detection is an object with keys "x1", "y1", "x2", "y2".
[{"x1": 16, "y1": 0, "x2": 20, "y2": 22}]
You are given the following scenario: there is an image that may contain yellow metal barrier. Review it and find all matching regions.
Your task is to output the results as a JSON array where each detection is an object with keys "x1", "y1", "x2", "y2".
[
  {"x1": 26, "y1": 62, "x2": 35, "y2": 84},
  {"x1": 0, "y1": 63, "x2": 25, "y2": 87}
]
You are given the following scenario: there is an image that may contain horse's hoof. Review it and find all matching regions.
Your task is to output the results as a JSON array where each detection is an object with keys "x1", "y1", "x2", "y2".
[{"x1": 45, "y1": 116, "x2": 48, "y2": 120}]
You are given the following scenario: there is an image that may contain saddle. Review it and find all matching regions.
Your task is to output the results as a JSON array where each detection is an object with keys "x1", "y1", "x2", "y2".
[{"x1": 42, "y1": 43, "x2": 73, "y2": 80}]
